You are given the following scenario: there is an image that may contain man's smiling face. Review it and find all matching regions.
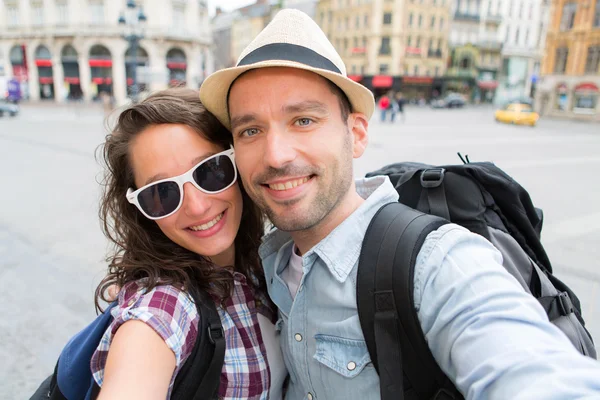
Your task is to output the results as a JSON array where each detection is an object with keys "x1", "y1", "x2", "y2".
[{"x1": 227, "y1": 67, "x2": 364, "y2": 233}]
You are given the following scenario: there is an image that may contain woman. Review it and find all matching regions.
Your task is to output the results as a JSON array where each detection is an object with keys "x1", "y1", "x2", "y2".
[{"x1": 92, "y1": 88, "x2": 285, "y2": 399}]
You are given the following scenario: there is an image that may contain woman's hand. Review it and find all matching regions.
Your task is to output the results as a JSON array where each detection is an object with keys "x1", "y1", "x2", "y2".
[{"x1": 97, "y1": 320, "x2": 176, "y2": 400}]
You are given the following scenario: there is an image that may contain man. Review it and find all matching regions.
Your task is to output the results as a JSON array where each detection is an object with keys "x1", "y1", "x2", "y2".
[{"x1": 200, "y1": 9, "x2": 600, "y2": 399}]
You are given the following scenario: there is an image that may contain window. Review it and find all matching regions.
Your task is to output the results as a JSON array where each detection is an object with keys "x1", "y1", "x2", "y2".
[
  {"x1": 356, "y1": 15, "x2": 360, "y2": 28},
  {"x1": 354, "y1": 37, "x2": 359, "y2": 47},
  {"x1": 57, "y1": 1, "x2": 68, "y2": 25},
  {"x1": 585, "y1": 46, "x2": 600, "y2": 73},
  {"x1": 361, "y1": 65, "x2": 365, "y2": 74},
  {"x1": 429, "y1": 38, "x2": 433, "y2": 50},
  {"x1": 519, "y1": 1, "x2": 523, "y2": 18},
  {"x1": 32, "y1": 2, "x2": 44, "y2": 25},
  {"x1": 560, "y1": 3, "x2": 577, "y2": 31},
  {"x1": 418, "y1": 14, "x2": 422, "y2": 27},
  {"x1": 524, "y1": 28, "x2": 529, "y2": 45},
  {"x1": 379, "y1": 64, "x2": 389, "y2": 74},
  {"x1": 363, "y1": 36, "x2": 367, "y2": 47},
  {"x1": 383, "y1": 12, "x2": 392, "y2": 24},
  {"x1": 515, "y1": 28, "x2": 520, "y2": 44},
  {"x1": 346, "y1": 17, "x2": 350, "y2": 29},
  {"x1": 439, "y1": 17, "x2": 444, "y2": 30},
  {"x1": 89, "y1": 1, "x2": 104, "y2": 25},
  {"x1": 435, "y1": 66, "x2": 440, "y2": 76},
  {"x1": 6, "y1": 4, "x2": 19, "y2": 27},
  {"x1": 409, "y1": 13, "x2": 413, "y2": 26},
  {"x1": 328, "y1": 11, "x2": 332, "y2": 22},
  {"x1": 380, "y1": 36, "x2": 391, "y2": 55},
  {"x1": 407, "y1": 35, "x2": 412, "y2": 47},
  {"x1": 344, "y1": 38, "x2": 349, "y2": 54},
  {"x1": 426, "y1": 69, "x2": 430, "y2": 76},
  {"x1": 431, "y1": 16, "x2": 435, "y2": 28},
  {"x1": 438, "y1": 38, "x2": 443, "y2": 49},
  {"x1": 364, "y1": 14, "x2": 369, "y2": 28},
  {"x1": 594, "y1": 0, "x2": 600, "y2": 26},
  {"x1": 173, "y1": 5, "x2": 185, "y2": 32},
  {"x1": 414, "y1": 65, "x2": 419, "y2": 75},
  {"x1": 554, "y1": 47, "x2": 569, "y2": 73},
  {"x1": 416, "y1": 36, "x2": 421, "y2": 48}
]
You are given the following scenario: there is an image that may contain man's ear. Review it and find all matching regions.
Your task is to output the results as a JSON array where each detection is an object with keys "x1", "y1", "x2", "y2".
[{"x1": 349, "y1": 113, "x2": 369, "y2": 159}]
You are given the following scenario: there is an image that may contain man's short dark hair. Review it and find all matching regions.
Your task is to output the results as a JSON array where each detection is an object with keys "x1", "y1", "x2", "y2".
[{"x1": 324, "y1": 79, "x2": 353, "y2": 123}]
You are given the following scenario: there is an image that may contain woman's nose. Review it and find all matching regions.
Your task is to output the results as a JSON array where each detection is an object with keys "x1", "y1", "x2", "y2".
[{"x1": 181, "y1": 182, "x2": 211, "y2": 218}]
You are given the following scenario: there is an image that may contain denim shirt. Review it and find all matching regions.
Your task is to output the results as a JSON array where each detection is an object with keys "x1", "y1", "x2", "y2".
[{"x1": 259, "y1": 176, "x2": 600, "y2": 400}]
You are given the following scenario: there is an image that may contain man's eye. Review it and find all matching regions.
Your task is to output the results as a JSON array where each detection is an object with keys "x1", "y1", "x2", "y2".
[
  {"x1": 241, "y1": 128, "x2": 259, "y2": 137},
  {"x1": 295, "y1": 118, "x2": 313, "y2": 127}
]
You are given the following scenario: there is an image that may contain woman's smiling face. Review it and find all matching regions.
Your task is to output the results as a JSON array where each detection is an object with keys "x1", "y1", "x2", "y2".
[{"x1": 129, "y1": 123, "x2": 243, "y2": 267}]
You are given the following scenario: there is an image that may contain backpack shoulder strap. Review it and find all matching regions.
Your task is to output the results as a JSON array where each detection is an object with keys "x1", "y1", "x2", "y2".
[
  {"x1": 171, "y1": 288, "x2": 225, "y2": 400},
  {"x1": 357, "y1": 202, "x2": 457, "y2": 400}
]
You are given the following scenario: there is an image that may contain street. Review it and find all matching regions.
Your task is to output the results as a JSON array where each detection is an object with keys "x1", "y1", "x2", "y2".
[{"x1": 1, "y1": 104, "x2": 599, "y2": 398}]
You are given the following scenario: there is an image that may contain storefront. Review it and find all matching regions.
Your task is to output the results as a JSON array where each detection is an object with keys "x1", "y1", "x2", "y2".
[
  {"x1": 61, "y1": 45, "x2": 82, "y2": 100},
  {"x1": 34, "y1": 45, "x2": 54, "y2": 100},
  {"x1": 9, "y1": 45, "x2": 28, "y2": 100},
  {"x1": 572, "y1": 83, "x2": 599, "y2": 115},
  {"x1": 166, "y1": 48, "x2": 187, "y2": 87},
  {"x1": 89, "y1": 44, "x2": 113, "y2": 100},
  {"x1": 125, "y1": 46, "x2": 149, "y2": 96},
  {"x1": 400, "y1": 76, "x2": 434, "y2": 103}
]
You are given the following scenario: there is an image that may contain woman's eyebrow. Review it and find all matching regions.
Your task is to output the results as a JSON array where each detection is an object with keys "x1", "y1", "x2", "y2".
[{"x1": 143, "y1": 152, "x2": 216, "y2": 186}]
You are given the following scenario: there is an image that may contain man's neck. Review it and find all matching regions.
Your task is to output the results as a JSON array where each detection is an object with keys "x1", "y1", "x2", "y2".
[{"x1": 291, "y1": 184, "x2": 365, "y2": 256}]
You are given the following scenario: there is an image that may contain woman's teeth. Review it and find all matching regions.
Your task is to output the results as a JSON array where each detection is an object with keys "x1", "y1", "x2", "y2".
[
  {"x1": 268, "y1": 177, "x2": 309, "y2": 191},
  {"x1": 189, "y1": 212, "x2": 223, "y2": 231}
]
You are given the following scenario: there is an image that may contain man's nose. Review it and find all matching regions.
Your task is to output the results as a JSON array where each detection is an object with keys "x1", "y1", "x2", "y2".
[
  {"x1": 263, "y1": 127, "x2": 296, "y2": 169},
  {"x1": 182, "y1": 182, "x2": 212, "y2": 217}
]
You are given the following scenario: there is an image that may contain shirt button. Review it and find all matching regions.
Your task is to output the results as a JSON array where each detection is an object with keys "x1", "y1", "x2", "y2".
[
  {"x1": 307, "y1": 393, "x2": 313, "y2": 400},
  {"x1": 294, "y1": 333, "x2": 303, "y2": 342},
  {"x1": 347, "y1": 361, "x2": 357, "y2": 371}
]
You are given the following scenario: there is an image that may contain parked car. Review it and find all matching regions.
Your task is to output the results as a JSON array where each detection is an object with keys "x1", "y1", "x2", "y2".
[
  {"x1": 495, "y1": 103, "x2": 539, "y2": 126},
  {"x1": 0, "y1": 101, "x2": 19, "y2": 117},
  {"x1": 431, "y1": 93, "x2": 467, "y2": 109}
]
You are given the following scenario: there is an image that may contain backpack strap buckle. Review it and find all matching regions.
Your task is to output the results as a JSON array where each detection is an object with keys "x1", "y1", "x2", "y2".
[
  {"x1": 420, "y1": 168, "x2": 446, "y2": 188},
  {"x1": 557, "y1": 292, "x2": 574, "y2": 316},
  {"x1": 208, "y1": 324, "x2": 224, "y2": 345}
]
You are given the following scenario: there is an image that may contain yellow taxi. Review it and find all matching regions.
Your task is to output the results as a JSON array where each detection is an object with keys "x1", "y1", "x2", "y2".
[{"x1": 495, "y1": 103, "x2": 540, "y2": 126}]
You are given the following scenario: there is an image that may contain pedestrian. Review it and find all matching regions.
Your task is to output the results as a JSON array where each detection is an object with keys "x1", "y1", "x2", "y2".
[
  {"x1": 92, "y1": 88, "x2": 286, "y2": 399},
  {"x1": 200, "y1": 9, "x2": 600, "y2": 400},
  {"x1": 377, "y1": 93, "x2": 390, "y2": 122},
  {"x1": 394, "y1": 91, "x2": 405, "y2": 122}
]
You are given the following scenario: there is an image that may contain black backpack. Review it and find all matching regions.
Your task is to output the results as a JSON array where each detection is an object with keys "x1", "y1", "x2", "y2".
[
  {"x1": 357, "y1": 157, "x2": 597, "y2": 400},
  {"x1": 30, "y1": 288, "x2": 225, "y2": 400}
]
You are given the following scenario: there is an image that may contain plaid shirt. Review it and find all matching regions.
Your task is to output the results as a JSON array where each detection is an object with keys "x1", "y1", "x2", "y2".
[{"x1": 91, "y1": 273, "x2": 273, "y2": 399}]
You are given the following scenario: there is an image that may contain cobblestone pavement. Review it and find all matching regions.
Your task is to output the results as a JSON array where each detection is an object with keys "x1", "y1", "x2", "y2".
[{"x1": 1, "y1": 104, "x2": 599, "y2": 398}]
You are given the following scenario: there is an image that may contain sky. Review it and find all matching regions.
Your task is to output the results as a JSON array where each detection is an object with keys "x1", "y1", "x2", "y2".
[{"x1": 208, "y1": 0, "x2": 257, "y2": 15}]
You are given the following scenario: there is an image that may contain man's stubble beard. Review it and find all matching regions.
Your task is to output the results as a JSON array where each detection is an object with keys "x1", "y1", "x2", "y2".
[{"x1": 246, "y1": 133, "x2": 355, "y2": 233}]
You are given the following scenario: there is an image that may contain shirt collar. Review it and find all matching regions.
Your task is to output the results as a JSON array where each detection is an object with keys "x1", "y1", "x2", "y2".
[{"x1": 259, "y1": 175, "x2": 399, "y2": 283}]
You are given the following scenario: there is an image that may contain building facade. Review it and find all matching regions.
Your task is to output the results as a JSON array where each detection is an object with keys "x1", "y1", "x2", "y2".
[
  {"x1": 0, "y1": 0, "x2": 212, "y2": 105},
  {"x1": 536, "y1": 0, "x2": 600, "y2": 120},
  {"x1": 494, "y1": 0, "x2": 548, "y2": 105},
  {"x1": 316, "y1": 0, "x2": 450, "y2": 100},
  {"x1": 448, "y1": 0, "x2": 503, "y2": 102}
]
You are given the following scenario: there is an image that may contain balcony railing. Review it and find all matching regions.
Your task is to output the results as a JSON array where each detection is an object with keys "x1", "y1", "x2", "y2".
[
  {"x1": 453, "y1": 12, "x2": 480, "y2": 22},
  {"x1": 484, "y1": 14, "x2": 503, "y2": 24},
  {"x1": 478, "y1": 40, "x2": 503, "y2": 51}
]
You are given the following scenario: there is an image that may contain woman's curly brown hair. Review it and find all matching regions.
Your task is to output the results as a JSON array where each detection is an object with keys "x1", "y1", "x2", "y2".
[{"x1": 95, "y1": 88, "x2": 266, "y2": 311}]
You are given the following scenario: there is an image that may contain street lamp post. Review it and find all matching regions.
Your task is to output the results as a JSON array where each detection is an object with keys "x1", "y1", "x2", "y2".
[{"x1": 119, "y1": 0, "x2": 147, "y2": 103}]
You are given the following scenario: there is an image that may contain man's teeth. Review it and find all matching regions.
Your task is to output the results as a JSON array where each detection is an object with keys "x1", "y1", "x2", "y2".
[
  {"x1": 189, "y1": 212, "x2": 223, "y2": 231},
  {"x1": 268, "y1": 177, "x2": 309, "y2": 191}
]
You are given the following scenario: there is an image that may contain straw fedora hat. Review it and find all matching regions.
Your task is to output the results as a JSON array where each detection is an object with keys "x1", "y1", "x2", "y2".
[{"x1": 200, "y1": 8, "x2": 375, "y2": 130}]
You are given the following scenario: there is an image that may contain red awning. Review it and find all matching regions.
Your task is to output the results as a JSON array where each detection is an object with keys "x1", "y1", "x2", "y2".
[
  {"x1": 127, "y1": 78, "x2": 133, "y2": 85},
  {"x1": 477, "y1": 80, "x2": 499, "y2": 90},
  {"x1": 39, "y1": 77, "x2": 54, "y2": 84},
  {"x1": 64, "y1": 77, "x2": 80, "y2": 84},
  {"x1": 92, "y1": 77, "x2": 113, "y2": 85},
  {"x1": 89, "y1": 59, "x2": 112, "y2": 68},
  {"x1": 575, "y1": 83, "x2": 599, "y2": 92},
  {"x1": 403, "y1": 76, "x2": 433, "y2": 84},
  {"x1": 35, "y1": 59, "x2": 52, "y2": 67},
  {"x1": 372, "y1": 75, "x2": 393, "y2": 88},
  {"x1": 347, "y1": 75, "x2": 363, "y2": 82},
  {"x1": 167, "y1": 62, "x2": 187, "y2": 70},
  {"x1": 351, "y1": 47, "x2": 367, "y2": 54},
  {"x1": 405, "y1": 47, "x2": 422, "y2": 55}
]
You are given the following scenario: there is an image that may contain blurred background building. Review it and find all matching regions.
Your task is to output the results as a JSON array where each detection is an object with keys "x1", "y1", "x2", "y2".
[
  {"x1": 536, "y1": 0, "x2": 599, "y2": 120},
  {"x1": 0, "y1": 0, "x2": 212, "y2": 105}
]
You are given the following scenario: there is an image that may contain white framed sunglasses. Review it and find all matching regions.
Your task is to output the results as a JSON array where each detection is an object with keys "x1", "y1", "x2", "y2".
[{"x1": 126, "y1": 147, "x2": 237, "y2": 220}]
